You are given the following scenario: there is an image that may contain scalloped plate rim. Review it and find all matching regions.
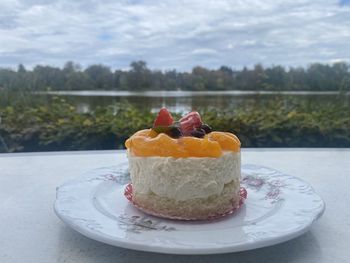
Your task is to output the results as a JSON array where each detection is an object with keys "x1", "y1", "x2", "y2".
[{"x1": 54, "y1": 163, "x2": 325, "y2": 255}]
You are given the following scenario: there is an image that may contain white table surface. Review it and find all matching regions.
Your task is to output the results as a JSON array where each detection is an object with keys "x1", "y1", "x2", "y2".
[{"x1": 0, "y1": 149, "x2": 349, "y2": 263}]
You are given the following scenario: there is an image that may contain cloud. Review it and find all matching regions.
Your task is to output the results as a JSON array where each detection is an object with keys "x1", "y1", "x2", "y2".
[
  {"x1": 192, "y1": 48, "x2": 218, "y2": 55},
  {"x1": 0, "y1": 0, "x2": 350, "y2": 71}
]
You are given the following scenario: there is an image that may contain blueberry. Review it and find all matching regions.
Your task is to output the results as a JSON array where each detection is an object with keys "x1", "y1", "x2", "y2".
[
  {"x1": 191, "y1": 128, "x2": 206, "y2": 138},
  {"x1": 200, "y1": 124, "x2": 212, "y2": 134},
  {"x1": 169, "y1": 126, "x2": 183, "y2": 138}
]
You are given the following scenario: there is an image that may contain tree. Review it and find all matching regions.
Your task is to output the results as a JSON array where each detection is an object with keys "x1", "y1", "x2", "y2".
[
  {"x1": 32, "y1": 65, "x2": 64, "y2": 90},
  {"x1": 84, "y1": 65, "x2": 113, "y2": 90},
  {"x1": 0, "y1": 69, "x2": 17, "y2": 89},
  {"x1": 1, "y1": 61, "x2": 350, "y2": 92},
  {"x1": 263, "y1": 65, "x2": 287, "y2": 90},
  {"x1": 127, "y1": 61, "x2": 152, "y2": 91}
]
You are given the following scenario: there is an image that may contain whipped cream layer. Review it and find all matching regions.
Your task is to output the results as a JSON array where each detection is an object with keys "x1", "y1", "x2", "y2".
[{"x1": 128, "y1": 151, "x2": 241, "y2": 201}]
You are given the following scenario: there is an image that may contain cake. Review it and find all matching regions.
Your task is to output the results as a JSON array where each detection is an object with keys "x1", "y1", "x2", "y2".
[{"x1": 125, "y1": 108, "x2": 241, "y2": 220}]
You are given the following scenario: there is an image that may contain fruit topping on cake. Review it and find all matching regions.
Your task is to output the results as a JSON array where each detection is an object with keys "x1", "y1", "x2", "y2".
[
  {"x1": 153, "y1": 108, "x2": 174, "y2": 127},
  {"x1": 152, "y1": 108, "x2": 213, "y2": 138},
  {"x1": 125, "y1": 108, "x2": 240, "y2": 158},
  {"x1": 179, "y1": 111, "x2": 203, "y2": 136}
]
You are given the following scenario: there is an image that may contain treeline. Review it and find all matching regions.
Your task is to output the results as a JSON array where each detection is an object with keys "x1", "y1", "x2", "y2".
[{"x1": 0, "y1": 61, "x2": 350, "y2": 91}]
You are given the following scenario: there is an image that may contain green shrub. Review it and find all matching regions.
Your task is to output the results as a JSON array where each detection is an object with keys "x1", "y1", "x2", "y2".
[{"x1": 1, "y1": 98, "x2": 349, "y2": 152}]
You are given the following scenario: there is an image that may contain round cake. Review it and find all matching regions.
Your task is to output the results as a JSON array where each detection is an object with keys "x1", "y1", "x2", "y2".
[{"x1": 125, "y1": 108, "x2": 241, "y2": 220}]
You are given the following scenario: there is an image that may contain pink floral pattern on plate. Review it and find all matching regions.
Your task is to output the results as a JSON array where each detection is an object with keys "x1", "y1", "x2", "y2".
[{"x1": 242, "y1": 175, "x2": 286, "y2": 203}]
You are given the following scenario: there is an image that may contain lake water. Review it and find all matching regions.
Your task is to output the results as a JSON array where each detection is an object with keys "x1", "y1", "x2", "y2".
[{"x1": 40, "y1": 90, "x2": 350, "y2": 113}]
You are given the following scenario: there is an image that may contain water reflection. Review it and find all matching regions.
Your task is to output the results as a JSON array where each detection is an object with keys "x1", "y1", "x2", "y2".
[{"x1": 38, "y1": 90, "x2": 350, "y2": 113}]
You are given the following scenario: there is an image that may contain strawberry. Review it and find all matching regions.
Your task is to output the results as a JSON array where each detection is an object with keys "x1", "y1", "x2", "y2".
[
  {"x1": 179, "y1": 111, "x2": 203, "y2": 135},
  {"x1": 153, "y1": 108, "x2": 174, "y2": 127}
]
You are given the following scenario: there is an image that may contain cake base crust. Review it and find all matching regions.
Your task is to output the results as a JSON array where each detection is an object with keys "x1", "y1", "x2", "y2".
[{"x1": 132, "y1": 181, "x2": 240, "y2": 220}]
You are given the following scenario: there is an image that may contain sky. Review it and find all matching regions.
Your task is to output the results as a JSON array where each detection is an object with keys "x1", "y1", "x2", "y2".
[{"x1": 0, "y1": 0, "x2": 350, "y2": 71}]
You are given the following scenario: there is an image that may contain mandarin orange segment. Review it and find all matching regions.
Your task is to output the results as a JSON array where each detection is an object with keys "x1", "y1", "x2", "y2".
[
  {"x1": 129, "y1": 136, "x2": 155, "y2": 156},
  {"x1": 224, "y1": 132, "x2": 241, "y2": 145},
  {"x1": 154, "y1": 133, "x2": 187, "y2": 157},
  {"x1": 180, "y1": 136, "x2": 201, "y2": 155},
  {"x1": 126, "y1": 129, "x2": 240, "y2": 157},
  {"x1": 125, "y1": 129, "x2": 154, "y2": 150},
  {"x1": 207, "y1": 132, "x2": 240, "y2": 152},
  {"x1": 148, "y1": 129, "x2": 158, "y2": 138},
  {"x1": 180, "y1": 137, "x2": 221, "y2": 157},
  {"x1": 125, "y1": 138, "x2": 131, "y2": 148},
  {"x1": 202, "y1": 137, "x2": 222, "y2": 157}
]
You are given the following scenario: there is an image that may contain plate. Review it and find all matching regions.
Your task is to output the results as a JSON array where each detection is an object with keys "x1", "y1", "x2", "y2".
[{"x1": 54, "y1": 163, "x2": 325, "y2": 255}]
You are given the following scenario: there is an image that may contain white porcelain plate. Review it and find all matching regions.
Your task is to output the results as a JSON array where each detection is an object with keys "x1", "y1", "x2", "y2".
[{"x1": 54, "y1": 163, "x2": 325, "y2": 255}]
